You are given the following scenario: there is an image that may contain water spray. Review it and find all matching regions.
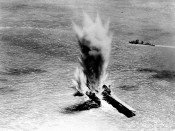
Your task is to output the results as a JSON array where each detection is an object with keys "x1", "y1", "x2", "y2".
[{"x1": 72, "y1": 13, "x2": 136, "y2": 117}]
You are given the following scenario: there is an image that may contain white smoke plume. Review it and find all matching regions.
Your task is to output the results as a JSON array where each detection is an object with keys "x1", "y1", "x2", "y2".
[{"x1": 72, "y1": 12, "x2": 112, "y2": 95}]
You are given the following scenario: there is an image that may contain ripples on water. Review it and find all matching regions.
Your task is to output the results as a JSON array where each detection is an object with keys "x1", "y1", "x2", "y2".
[{"x1": 0, "y1": 0, "x2": 175, "y2": 130}]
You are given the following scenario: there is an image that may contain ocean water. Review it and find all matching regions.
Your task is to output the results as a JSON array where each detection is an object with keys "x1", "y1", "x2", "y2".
[{"x1": 0, "y1": 0, "x2": 175, "y2": 130}]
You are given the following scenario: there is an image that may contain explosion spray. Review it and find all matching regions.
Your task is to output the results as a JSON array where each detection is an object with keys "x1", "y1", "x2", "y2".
[
  {"x1": 72, "y1": 12, "x2": 112, "y2": 95},
  {"x1": 72, "y1": 13, "x2": 136, "y2": 117}
]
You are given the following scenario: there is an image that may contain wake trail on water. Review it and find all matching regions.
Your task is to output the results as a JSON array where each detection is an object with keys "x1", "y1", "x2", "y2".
[{"x1": 155, "y1": 45, "x2": 175, "y2": 49}]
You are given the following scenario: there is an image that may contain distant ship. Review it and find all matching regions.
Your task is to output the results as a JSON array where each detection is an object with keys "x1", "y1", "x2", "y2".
[{"x1": 129, "y1": 39, "x2": 155, "y2": 46}]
